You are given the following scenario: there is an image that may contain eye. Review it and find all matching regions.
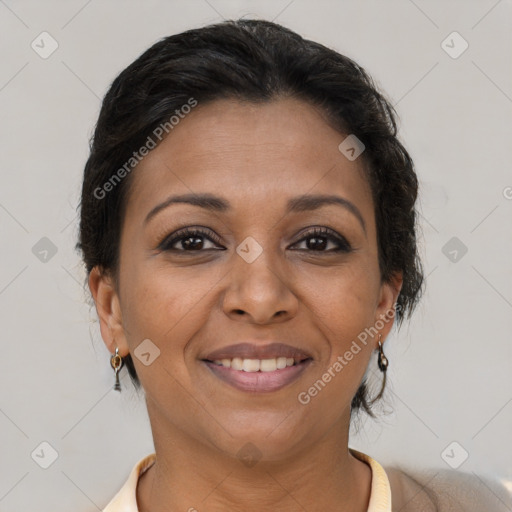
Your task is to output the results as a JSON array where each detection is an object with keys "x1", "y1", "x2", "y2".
[
  {"x1": 291, "y1": 227, "x2": 352, "y2": 253},
  {"x1": 158, "y1": 226, "x2": 352, "y2": 254},
  {"x1": 158, "y1": 227, "x2": 224, "y2": 252}
]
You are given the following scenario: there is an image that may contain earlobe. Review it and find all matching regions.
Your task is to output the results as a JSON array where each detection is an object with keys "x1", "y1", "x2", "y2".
[
  {"x1": 375, "y1": 271, "x2": 403, "y2": 341},
  {"x1": 88, "y1": 266, "x2": 129, "y2": 356}
]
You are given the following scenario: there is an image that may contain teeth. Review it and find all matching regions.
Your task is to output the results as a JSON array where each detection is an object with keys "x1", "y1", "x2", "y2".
[
  {"x1": 260, "y1": 359, "x2": 277, "y2": 372},
  {"x1": 242, "y1": 359, "x2": 260, "y2": 372},
  {"x1": 231, "y1": 357, "x2": 243, "y2": 370},
  {"x1": 212, "y1": 356, "x2": 300, "y2": 372},
  {"x1": 276, "y1": 357, "x2": 287, "y2": 369}
]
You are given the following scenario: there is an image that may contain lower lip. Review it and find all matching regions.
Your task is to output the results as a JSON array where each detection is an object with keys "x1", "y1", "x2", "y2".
[{"x1": 202, "y1": 359, "x2": 312, "y2": 393}]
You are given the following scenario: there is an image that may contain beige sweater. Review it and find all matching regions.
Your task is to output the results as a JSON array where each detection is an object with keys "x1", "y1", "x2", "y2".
[
  {"x1": 103, "y1": 449, "x2": 392, "y2": 511},
  {"x1": 386, "y1": 464, "x2": 512, "y2": 511},
  {"x1": 101, "y1": 450, "x2": 511, "y2": 511}
]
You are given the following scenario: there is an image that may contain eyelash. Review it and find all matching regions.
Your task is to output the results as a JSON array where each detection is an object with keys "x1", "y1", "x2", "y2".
[{"x1": 158, "y1": 226, "x2": 352, "y2": 253}]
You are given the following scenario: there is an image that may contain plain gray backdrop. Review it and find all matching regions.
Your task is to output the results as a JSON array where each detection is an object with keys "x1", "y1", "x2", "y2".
[{"x1": 0, "y1": 1, "x2": 511, "y2": 510}]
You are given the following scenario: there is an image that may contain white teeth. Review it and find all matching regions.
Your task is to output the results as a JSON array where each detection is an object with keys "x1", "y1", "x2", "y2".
[
  {"x1": 242, "y1": 359, "x2": 260, "y2": 372},
  {"x1": 276, "y1": 357, "x2": 287, "y2": 369},
  {"x1": 231, "y1": 357, "x2": 243, "y2": 370},
  {"x1": 260, "y1": 359, "x2": 277, "y2": 372},
  {"x1": 212, "y1": 356, "x2": 300, "y2": 371}
]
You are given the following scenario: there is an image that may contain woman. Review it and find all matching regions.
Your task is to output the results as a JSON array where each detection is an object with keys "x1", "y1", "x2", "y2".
[{"x1": 77, "y1": 18, "x2": 508, "y2": 512}]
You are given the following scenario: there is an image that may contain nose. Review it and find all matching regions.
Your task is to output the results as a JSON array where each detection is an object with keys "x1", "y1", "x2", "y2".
[{"x1": 222, "y1": 249, "x2": 299, "y2": 324}]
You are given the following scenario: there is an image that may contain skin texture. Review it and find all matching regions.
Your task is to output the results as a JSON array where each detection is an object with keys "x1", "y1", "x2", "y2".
[{"x1": 89, "y1": 97, "x2": 402, "y2": 512}]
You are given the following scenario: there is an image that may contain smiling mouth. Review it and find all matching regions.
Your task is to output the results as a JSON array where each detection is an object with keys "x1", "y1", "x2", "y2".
[
  {"x1": 201, "y1": 357, "x2": 313, "y2": 393},
  {"x1": 202, "y1": 356, "x2": 311, "y2": 371}
]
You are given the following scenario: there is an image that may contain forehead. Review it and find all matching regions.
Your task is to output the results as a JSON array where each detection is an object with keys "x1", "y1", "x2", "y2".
[{"x1": 124, "y1": 97, "x2": 373, "y2": 220}]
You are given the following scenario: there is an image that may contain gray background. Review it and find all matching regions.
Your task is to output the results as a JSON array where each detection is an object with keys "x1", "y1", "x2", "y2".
[{"x1": 0, "y1": 0, "x2": 511, "y2": 510}]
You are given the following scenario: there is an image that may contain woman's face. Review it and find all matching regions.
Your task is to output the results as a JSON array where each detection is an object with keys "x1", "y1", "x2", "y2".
[{"x1": 92, "y1": 97, "x2": 401, "y2": 460}]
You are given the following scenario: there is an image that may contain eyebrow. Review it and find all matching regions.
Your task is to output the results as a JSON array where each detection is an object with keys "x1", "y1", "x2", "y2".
[{"x1": 144, "y1": 192, "x2": 366, "y2": 234}]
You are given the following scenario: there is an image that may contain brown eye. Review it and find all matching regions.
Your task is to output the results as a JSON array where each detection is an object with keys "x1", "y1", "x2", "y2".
[
  {"x1": 159, "y1": 227, "x2": 223, "y2": 252},
  {"x1": 292, "y1": 227, "x2": 352, "y2": 253}
]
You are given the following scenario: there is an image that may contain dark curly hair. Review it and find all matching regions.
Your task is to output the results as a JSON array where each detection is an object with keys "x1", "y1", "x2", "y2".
[{"x1": 76, "y1": 18, "x2": 424, "y2": 417}]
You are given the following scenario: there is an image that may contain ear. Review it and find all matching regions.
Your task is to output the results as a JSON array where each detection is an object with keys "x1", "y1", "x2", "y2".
[
  {"x1": 374, "y1": 271, "x2": 403, "y2": 344},
  {"x1": 88, "y1": 266, "x2": 130, "y2": 357}
]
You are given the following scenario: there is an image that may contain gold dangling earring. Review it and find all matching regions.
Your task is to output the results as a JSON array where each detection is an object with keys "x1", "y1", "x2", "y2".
[
  {"x1": 368, "y1": 333, "x2": 389, "y2": 405},
  {"x1": 110, "y1": 346, "x2": 124, "y2": 391},
  {"x1": 377, "y1": 333, "x2": 388, "y2": 372}
]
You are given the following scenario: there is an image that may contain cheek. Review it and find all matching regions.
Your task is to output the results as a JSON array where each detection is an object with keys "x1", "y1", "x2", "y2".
[
  {"x1": 304, "y1": 290, "x2": 375, "y2": 417},
  {"x1": 297, "y1": 256, "x2": 379, "y2": 320},
  {"x1": 298, "y1": 263, "x2": 378, "y2": 375},
  {"x1": 119, "y1": 262, "x2": 223, "y2": 370}
]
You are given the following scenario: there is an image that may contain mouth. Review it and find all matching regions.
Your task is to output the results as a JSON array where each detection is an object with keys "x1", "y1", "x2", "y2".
[{"x1": 200, "y1": 342, "x2": 313, "y2": 393}]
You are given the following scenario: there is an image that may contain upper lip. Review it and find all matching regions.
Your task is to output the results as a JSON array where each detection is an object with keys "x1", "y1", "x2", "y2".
[{"x1": 203, "y1": 342, "x2": 313, "y2": 361}]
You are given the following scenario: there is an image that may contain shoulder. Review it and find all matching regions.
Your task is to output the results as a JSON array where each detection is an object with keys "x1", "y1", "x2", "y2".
[{"x1": 385, "y1": 464, "x2": 512, "y2": 512}]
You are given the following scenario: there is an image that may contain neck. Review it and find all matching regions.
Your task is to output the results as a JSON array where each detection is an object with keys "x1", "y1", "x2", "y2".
[{"x1": 137, "y1": 401, "x2": 372, "y2": 512}]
